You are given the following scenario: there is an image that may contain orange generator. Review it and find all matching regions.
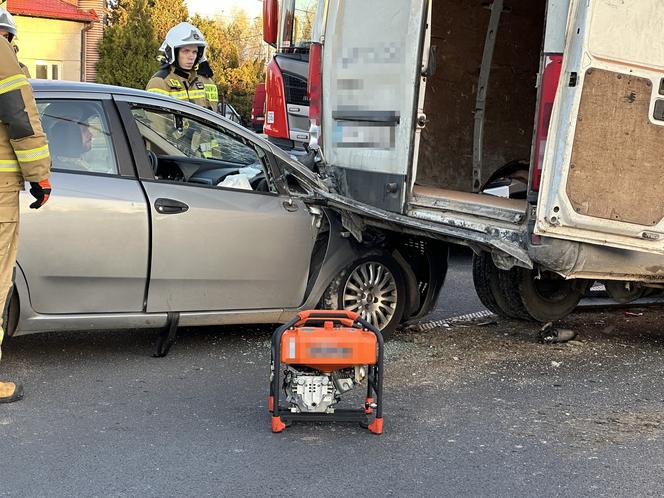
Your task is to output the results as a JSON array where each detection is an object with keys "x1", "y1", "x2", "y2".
[{"x1": 269, "y1": 310, "x2": 384, "y2": 435}]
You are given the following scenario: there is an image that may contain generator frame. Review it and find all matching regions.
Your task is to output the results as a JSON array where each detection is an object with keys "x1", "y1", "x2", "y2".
[{"x1": 269, "y1": 310, "x2": 384, "y2": 435}]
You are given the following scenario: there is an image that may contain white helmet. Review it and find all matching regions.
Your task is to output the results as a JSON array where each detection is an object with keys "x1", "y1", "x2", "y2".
[
  {"x1": 0, "y1": 8, "x2": 17, "y2": 42},
  {"x1": 162, "y1": 22, "x2": 207, "y2": 66}
]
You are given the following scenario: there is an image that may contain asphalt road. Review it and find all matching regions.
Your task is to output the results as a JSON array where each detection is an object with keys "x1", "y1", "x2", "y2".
[{"x1": 2, "y1": 252, "x2": 664, "y2": 497}]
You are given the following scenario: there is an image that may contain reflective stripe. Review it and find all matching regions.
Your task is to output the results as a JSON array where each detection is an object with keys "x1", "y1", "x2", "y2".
[
  {"x1": 147, "y1": 88, "x2": 170, "y2": 96},
  {"x1": 0, "y1": 159, "x2": 20, "y2": 172},
  {"x1": 188, "y1": 90, "x2": 206, "y2": 99},
  {"x1": 148, "y1": 87, "x2": 188, "y2": 100},
  {"x1": 0, "y1": 74, "x2": 29, "y2": 95},
  {"x1": 14, "y1": 144, "x2": 49, "y2": 163}
]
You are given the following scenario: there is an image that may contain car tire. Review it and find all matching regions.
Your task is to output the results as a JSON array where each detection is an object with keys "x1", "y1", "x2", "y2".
[
  {"x1": 321, "y1": 253, "x2": 406, "y2": 340},
  {"x1": 2, "y1": 287, "x2": 19, "y2": 338},
  {"x1": 516, "y1": 268, "x2": 588, "y2": 322}
]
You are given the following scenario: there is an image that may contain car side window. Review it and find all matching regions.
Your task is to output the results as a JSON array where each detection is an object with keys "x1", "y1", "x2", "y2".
[
  {"x1": 38, "y1": 100, "x2": 119, "y2": 175},
  {"x1": 131, "y1": 106, "x2": 276, "y2": 193}
]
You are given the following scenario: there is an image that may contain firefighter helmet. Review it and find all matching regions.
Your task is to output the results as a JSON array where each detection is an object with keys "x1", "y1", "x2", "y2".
[
  {"x1": 161, "y1": 22, "x2": 207, "y2": 66},
  {"x1": 0, "y1": 8, "x2": 17, "y2": 42}
]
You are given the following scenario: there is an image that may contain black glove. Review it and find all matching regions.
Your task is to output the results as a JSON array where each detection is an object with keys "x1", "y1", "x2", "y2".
[{"x1": 29, "y1": 179, "x2": 51, "y2": 209}]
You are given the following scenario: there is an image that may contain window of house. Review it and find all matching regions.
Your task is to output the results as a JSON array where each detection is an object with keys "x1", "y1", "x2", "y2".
[
  {"x1": 131, "y1": 106, "x2": 275, "y2": 193},
  {"x1": 37, "y1": 100, "x2": 119, "y2": 175},
  {"x1": 34, "y1": 61, "x2": 62, "y2": 80}
]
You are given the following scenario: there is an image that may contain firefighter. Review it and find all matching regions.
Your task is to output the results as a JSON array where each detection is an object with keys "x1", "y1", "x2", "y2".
[
  {"x1": 146, "y1": 22, "x2": 214, "y2": 112},
  {"x1": 0, "y1": 8, "x2": 30, "y2": 78},
  {"x1": 0, "y1": 34, "x2": 51, "y2": 403}
]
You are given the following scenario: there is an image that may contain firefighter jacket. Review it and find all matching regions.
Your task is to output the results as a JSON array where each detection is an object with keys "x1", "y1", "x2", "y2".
[
  {"x1": 146, "y1": 64, "x2": 215, "y2": 112},
  {"x1": 0, "y1": 37, "x2": 50, "y2": 191},
  {"x1": 18, "y1": 63, "x2": 30, "y2": 78},
  {"x1": 13, "y1": 45, "x2": 31, "y2": 78},
  {"x1": 198, "y1": 74, "x2": 220, "y2": 113}
]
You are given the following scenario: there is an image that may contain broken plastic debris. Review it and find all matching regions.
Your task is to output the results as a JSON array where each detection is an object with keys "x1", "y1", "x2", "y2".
[
  {"x1": 624, "y1": 311, "x2": 643, "y2": 317},
  {"x1": 539, "y1": 322, "x2": 577, "y2": 344}
]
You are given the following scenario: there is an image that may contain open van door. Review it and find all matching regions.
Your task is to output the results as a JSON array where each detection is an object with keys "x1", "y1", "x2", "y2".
[
  {"x1": 537, "y1": 0, "x2": 664, "y2": 254},
  {"x1": 320, "y1": 0, "x2": 429, "y2": 213}
]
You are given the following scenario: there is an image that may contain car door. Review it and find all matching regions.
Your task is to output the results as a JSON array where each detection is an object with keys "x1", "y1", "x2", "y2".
[
  {"x1": 18, "y1": 97, "x2": 149, "y2": 313},
  {"x1": 115, "y1": 96, "x2": 318, "y2": 313},
  {"x1": 536, "y1": 0, "x2": 664, "y2": 254},
  {"x1": 319, "y1": 0, "x2": 429, "y2": 213}
]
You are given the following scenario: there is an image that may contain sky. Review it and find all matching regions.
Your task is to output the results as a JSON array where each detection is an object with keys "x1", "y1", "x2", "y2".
[{"x1": 184, "y1": 0, "x2": 263, "y2": 19}]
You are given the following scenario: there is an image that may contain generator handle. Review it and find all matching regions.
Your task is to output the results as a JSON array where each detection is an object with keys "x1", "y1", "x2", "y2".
[{"x1": 294, "y1": 310, "x2": 360, "y2": 328}]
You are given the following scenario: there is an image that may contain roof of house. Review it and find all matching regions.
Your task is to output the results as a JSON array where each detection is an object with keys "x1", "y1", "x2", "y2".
[{"x1": 6, "y1": 0, "x2": 98, "y2": 23}]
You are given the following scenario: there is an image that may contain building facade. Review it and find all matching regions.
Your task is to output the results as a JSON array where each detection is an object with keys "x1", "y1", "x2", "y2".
[{"x1": 2, "y1": 0, "x2": 104, "y2": 82}]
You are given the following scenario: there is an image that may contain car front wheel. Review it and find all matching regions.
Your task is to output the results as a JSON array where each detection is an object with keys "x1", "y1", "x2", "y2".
[{"x1": 321, "y1": 254, "x2": 406, "y2": 340}]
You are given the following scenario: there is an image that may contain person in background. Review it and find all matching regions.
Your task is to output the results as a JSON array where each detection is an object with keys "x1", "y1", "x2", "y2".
[
  {"x1": 49, "y1": 121, "x2": 93, "y2": 172},
  {"x1": 146, "y1": 22, "x2": 214, "y2": 112}
]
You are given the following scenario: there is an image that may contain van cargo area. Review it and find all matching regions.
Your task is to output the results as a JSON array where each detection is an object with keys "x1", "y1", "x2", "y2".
[{"x1": 412, "y1": 0, "x2": 546, "y2": 209}]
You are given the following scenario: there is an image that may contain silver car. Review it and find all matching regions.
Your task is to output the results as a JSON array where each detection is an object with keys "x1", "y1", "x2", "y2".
[{"x1": 4, "y1": 81, "x2": 445, "y2": 347}]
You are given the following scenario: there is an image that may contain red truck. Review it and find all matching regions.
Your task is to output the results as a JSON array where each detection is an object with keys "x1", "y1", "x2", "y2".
[
  {"x1": 251, "y1": 82, "x2": 266, "y2": 133},
  {"x1": 262, "y1": 0, "x2": 315, "y2": 155}
]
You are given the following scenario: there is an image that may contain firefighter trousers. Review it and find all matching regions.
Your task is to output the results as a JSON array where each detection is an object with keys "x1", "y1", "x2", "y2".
[{"x1": 0, "y1": 190, "x2": 19, "y2": 361}]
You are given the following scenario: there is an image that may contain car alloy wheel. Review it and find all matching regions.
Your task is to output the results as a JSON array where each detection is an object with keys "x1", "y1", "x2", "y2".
[{"x1": 342, "y1": 261, "x2": 398, "y2": 331}]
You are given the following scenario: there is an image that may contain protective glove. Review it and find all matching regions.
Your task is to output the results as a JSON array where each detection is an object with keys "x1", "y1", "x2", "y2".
[{"x1": 29, "y1": 179, "x2": 51, "y2": 209}]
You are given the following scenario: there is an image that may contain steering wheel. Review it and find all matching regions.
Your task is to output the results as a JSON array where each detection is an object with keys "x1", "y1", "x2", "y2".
[{"x1": 146, "y1": 150, "x2": 158, "y2": 175}]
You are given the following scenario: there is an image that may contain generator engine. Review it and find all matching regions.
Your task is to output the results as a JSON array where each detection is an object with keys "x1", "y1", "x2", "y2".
[{"x1": 283, "y1": 365, "x2": 367, "y2": 413}]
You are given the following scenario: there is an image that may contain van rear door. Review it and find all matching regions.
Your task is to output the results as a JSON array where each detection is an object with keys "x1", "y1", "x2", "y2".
[
  {"x1": 537, "y1": 0, "x2": 664, "y2": 254},
  {"x1": 320, "y1": 0, "x2": 428, "y2": 213}
]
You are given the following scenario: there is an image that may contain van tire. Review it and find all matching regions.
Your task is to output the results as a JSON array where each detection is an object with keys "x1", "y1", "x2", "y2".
[
  {"x1": 516, "y1": 268, "x2": 587, "y2": 322},
  {"x1": 497, "y1": 266, "x2": 535, "y2": 321},
  {"x1": 472, "y1": 252, "x2": 521, "y2": 319}
]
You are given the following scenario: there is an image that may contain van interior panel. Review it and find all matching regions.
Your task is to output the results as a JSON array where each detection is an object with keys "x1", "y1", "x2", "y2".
[
  {"x1": 566, "y1": 68, "x2": 664, "y2": 227},
  {"x1": 415, "y1": 0, "x2": 546, "y2": 192}
]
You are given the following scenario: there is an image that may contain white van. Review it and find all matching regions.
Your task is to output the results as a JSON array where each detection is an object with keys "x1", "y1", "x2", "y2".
[{"x1": 306, "y1": 0, "x2": 664, "y2": 321}]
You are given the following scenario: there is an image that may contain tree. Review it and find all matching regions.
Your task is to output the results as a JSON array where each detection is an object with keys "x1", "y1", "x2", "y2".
[
  {"x1": 150, "y1": 0, "x2": 189, "y2": 42},
  {"x1": 97, "y1": 0, "x2": 160, "y2": 88}
]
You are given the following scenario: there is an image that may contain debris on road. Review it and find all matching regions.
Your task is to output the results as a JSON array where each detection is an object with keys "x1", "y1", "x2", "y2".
[{"x1": 539, "y1": 322, "x2": 577, "y2": 344}]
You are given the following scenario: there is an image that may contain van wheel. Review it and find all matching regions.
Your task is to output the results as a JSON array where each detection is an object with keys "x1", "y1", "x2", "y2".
[
  {"x1": 321, "y1": 254, "x2": 406, "y2": 340},
  {"x1": 516, "y1": 268, "x2": 588, "y2": 322},
  {"x1": 472, "y1": 252, "x2": 523, "y2": 319}
]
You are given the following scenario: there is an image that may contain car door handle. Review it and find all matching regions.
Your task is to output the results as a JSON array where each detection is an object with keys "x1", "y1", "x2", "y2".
[{"x1": 154, "y1": 198, "x2": 189, "y2": 214}]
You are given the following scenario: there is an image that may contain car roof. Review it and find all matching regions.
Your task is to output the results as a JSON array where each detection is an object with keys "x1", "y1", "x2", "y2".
[{"x1": 31, "y1": 79, "x2": 160, "y2": 99}]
